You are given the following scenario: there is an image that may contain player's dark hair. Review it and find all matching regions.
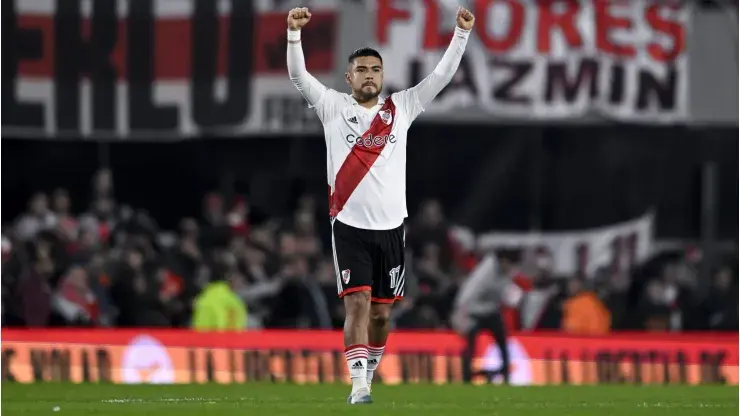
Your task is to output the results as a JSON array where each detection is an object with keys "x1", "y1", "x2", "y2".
[{"x1": 348, "y1": 47, "x2": 383, "y2": 64}]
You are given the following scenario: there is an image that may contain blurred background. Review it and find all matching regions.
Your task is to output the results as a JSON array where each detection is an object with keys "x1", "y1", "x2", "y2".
[{"x1": 2, "y1": 0, "x2": 737, "y2": 335}]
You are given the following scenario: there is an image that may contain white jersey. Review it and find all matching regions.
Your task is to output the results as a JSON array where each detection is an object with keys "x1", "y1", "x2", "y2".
[{"x1": 287, "y1": 27, "x2": 470, "y2": 230}]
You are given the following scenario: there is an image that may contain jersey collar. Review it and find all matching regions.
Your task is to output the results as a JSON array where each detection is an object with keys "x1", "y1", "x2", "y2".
[{"x1": 352, "y1": 95, "x2": 386, "y2": 107}]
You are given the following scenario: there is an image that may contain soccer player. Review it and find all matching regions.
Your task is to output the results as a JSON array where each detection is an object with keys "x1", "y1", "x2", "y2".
[{"x1": 287, "y1": 5, "x2": 475, "y2": 404}]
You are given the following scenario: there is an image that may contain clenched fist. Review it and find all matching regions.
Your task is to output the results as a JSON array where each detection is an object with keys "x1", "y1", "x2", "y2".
[
  {"x1": 287, "y1": 7, "x2": 311, "y2": 31},
  {"x1": 456, "y1": 7, "x2": 475, "y2": 31}
]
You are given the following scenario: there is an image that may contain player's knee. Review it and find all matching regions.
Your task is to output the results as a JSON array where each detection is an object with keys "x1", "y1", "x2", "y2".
[
  {"x1": 343, "y1": 290, "x2": 371, "y2": 319},
  {"x1": 369, "y1": 304, "x2": 392, "y2": 326}
]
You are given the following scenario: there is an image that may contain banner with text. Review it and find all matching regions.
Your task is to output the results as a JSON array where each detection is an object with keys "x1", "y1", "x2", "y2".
[
  {"x1": 4, "y1": 0, "x2": 336, "y2": 139},
  {"x1": 477, "y1": 212, "x2": 654, "y2": 276},
  {"x1": 2, "y1": 330, "x2": 735, "y2": 386},
  {"x1": 373, "y1": 0, "x2": 689, "y2": 123}
]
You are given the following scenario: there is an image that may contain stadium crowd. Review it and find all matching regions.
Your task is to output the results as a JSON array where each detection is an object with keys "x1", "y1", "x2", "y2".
[{"x1": 2, "y1": 169, "x2": 737, "y2": 333}]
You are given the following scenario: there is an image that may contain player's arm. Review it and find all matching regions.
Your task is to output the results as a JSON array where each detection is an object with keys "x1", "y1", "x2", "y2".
[
  {"x1": 397, "y1": 7, "x2": 475, "y2": 120},
  {"x1": 286, "y1": 7, "x2": 328, "y2": 107}
]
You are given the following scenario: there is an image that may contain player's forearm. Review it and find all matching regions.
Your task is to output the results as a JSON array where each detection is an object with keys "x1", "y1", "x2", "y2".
[
  {"x1": 414, "y1": 26, "x2": 471, "y2": 107},
  {"x1": 434, "y1": 26, "x2": 470, "y2": 78},
  {"x1": 286, "y1": 29, "x2": 307, "y2": 78},
  {"x1": 286, "y1": 29, "x2": 326, "y2": 105}
]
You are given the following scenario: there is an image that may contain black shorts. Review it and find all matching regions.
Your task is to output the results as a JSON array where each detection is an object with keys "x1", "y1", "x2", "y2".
[{"x1": 331, "y1": 219, "x2": 405, "y2": 303}]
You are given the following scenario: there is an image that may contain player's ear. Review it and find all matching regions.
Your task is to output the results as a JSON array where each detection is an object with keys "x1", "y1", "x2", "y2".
[{"x1": 345, "y1": 71, "x2": 351, "y2": 85}]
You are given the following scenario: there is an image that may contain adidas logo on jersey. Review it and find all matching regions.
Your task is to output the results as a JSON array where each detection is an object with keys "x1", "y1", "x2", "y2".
[
  {"x1": 352, "y1": 361, "x2": 365, "y2": 370},
  {"x1": 347, "y1": 116, "x2": 358, "y2": 124}
]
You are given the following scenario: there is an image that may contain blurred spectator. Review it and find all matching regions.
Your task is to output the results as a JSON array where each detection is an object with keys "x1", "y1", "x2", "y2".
[
  {"x1": 699, "y1": 266, "x2": 738, "y2": 330},
  {"x1": 561, "y1": 278, "x2": 610, "y2": 335},
  {"x1": 415, "y1": 243, "x2": 450, "y2": 297},
  {"x1": 92, "y1": 168, "x2": 114, "y2": 199},
  {"x1": 2, "y1": 168, "x2": 737, "y2": 333},
  {"x1": 52, "y1": 188, "x2": 79, "y2": 243},
  {"x1": 600, "y1": 271, "x2": 631, "y2": 330},
  {"x1": 15, "y1": 193, "x2": 56, "y2": 242},
  {"x1": 52, "y1": 265, "x2": 98, "y2": 326},
  {"x1": 191, "y1": 268, "x2": 248, "y2": 331},
  {"x1": 636, "y1": 279, "x2": 672, "y2": 331},
  {"x1": 293, "y1": 210, "x2": 322, "y2": 259},
  {"x1": 407, "y1": 200, "x2": 453, "y2": 271},
  {"x1": 79, "y1": 197, "x2": 117, "y2": 246},
  {"x1": 110, "y1": 245, "x2": 169, "y2": 327}
]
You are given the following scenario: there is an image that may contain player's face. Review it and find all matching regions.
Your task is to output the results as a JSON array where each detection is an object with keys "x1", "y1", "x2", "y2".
[{"x1": 346, "y1": 56, "x2": 383, "y2": 102}]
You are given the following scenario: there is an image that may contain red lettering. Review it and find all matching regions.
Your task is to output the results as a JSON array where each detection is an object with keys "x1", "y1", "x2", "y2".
[
  {"x1": 422, "y1": 0, "x2": 453, "y2": 49},
  {"x1": 645, "y1": 4, "x2": 685, "y2": 62},
  {"x1": 595, "y1": 0, "x2": 635, "y2": 57},
  {"x1": 537, "y1": 0, "x2": 582, "y2": 54},
  {"x1": 376, "y1": 0, "x2": 410, "y2": 45},
  {"x1": 475, "y1": 0, "x2": 525, "y2": 52}
]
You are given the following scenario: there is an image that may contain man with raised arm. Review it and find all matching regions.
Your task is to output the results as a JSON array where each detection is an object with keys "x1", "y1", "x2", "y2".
[{"x1": 286, "y1": 5, "x2": 475, "y2": 404}]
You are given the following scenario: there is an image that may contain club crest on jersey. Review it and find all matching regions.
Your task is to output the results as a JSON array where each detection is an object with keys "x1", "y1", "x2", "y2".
[
  {"x1": 341, "y1": 269, "x2": 351, "y2": 284},
  {"x1": 378, "y1": 110, "x2": 392, "y2": 125}
]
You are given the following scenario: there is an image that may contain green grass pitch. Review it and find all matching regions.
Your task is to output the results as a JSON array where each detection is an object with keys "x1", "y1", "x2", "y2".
[{"x1": 2, "y1": 383, "x2": 737, "y2": 415}]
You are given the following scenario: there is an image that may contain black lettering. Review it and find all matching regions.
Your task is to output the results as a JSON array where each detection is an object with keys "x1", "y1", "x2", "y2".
[
  {"x1": 191, "y1": 0, "x2": 252, "y2": 129},
  {"x1": 97, "y1": 349, "x2": 112, "y2": 383},
  {"x1": 50, "y1": 349, "x2": 71, "y2": 382},
  {"x1": 284, "y1": 351, "x2": 294, "y2": 383},
  {"x1": 662, "y1": 351, "x2": 670, "y2": 385},
  {"x1": 647, "y1": 350, "x2": 661, "y2": 383},
  {"x1": 545, "y1": 59, "x2": 598, "y2": 103},
  {"x1": 491, "y1": 60, "x2": 532, "y2": 104},
  {"x1": 228, "y1": 349, "x2": 237, "y2": 383},
  {"x1": 82, "y1": 349, "x2": 91, "y2": 382},
  {"x1": 89, "y1": 0, "x2": 118, "y2": 132},
  {"x1": 3, "y1": 1, "x2": 44, "y2": 128},
  {"x1": 388, "y1": 134, "x2": 396, "y2": 143},
  {"x1": 31, "y1": 349, "x2": 47, "y2": 381},
  {"x1": 700, "y1": 351, "x2": 725, "y2": 384},
  {"x1": 608, "y1": 63, "x2": 625, "y2": 104},
  {"x1": 205, "y1": 350, "x2": 215, "y2": 382},
  {"x1": 632, "y1": 351, "x2": 642, "y2": 384},
  {"x1": 637, "y1": 68, "x2": 677, "y2": 111},
  {"x1": 420, "y1": 353, "x2": 434, "y2": 383},
  {"x1": 595, "y1": 352, "x2": 611, "y2": 383},
  {"x1": 436, "y1": 56, "x2": 478, "y2": 99},
  {"x1": 676, "y1": 350, "x2": 687, "y2": 384},
  {"x1": 54, "y1": 0, "x2": 82, "y2": 132},
  {"x1": 2, "y1": 349, "x2": 17, "y2": 382},
  {"x1": 560, "y1": 352, "x2": 569, "y2": 384},
  {"x1": 128, "y1": 0, "x2": 178, "y2": 131}
]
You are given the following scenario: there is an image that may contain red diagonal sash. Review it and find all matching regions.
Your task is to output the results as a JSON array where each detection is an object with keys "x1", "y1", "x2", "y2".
[{"x1": 329, "y1": 98, "x2": 397, "y2": 218}]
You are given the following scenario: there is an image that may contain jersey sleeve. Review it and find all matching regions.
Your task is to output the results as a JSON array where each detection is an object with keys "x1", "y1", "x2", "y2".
[
  {"x1": 392, "y1": 26, "x2": 471, "y2": 123},
  {"x1": 287, "y1": 31, "x2": 344, "y2": 124}
]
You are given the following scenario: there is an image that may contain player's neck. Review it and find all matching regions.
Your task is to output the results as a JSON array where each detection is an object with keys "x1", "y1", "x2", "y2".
[{"x1": 352, "y1": 94, "x2": 379, "y2": 109}]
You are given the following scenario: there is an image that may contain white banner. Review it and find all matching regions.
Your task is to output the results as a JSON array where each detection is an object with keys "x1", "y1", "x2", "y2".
[
  {"x1": 4, "y1": 0, "x2": 337, "y2": 139},
  {"x1": 372, "y1": 0, "x2": 689, "y2": 123},
  {"x1": 477, "y1": 212, "x2": 655, "y2": 276}
]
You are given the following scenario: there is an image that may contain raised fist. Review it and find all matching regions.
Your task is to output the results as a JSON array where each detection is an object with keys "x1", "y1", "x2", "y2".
[
  {"x1": 287, "y1": 7, "x2": 311, "y2": 31},
  {"x1": 456, "y1": 7, "x2": 475, "y2": 31}
]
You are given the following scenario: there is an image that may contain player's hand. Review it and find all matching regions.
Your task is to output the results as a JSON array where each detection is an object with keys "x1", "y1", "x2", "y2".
[
  {"x1": 456, "y1": 6, "x2": 475, "y2": 31},
  {"x1": 287, "y1": 7, "x2": 311, "y2": 31}
]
